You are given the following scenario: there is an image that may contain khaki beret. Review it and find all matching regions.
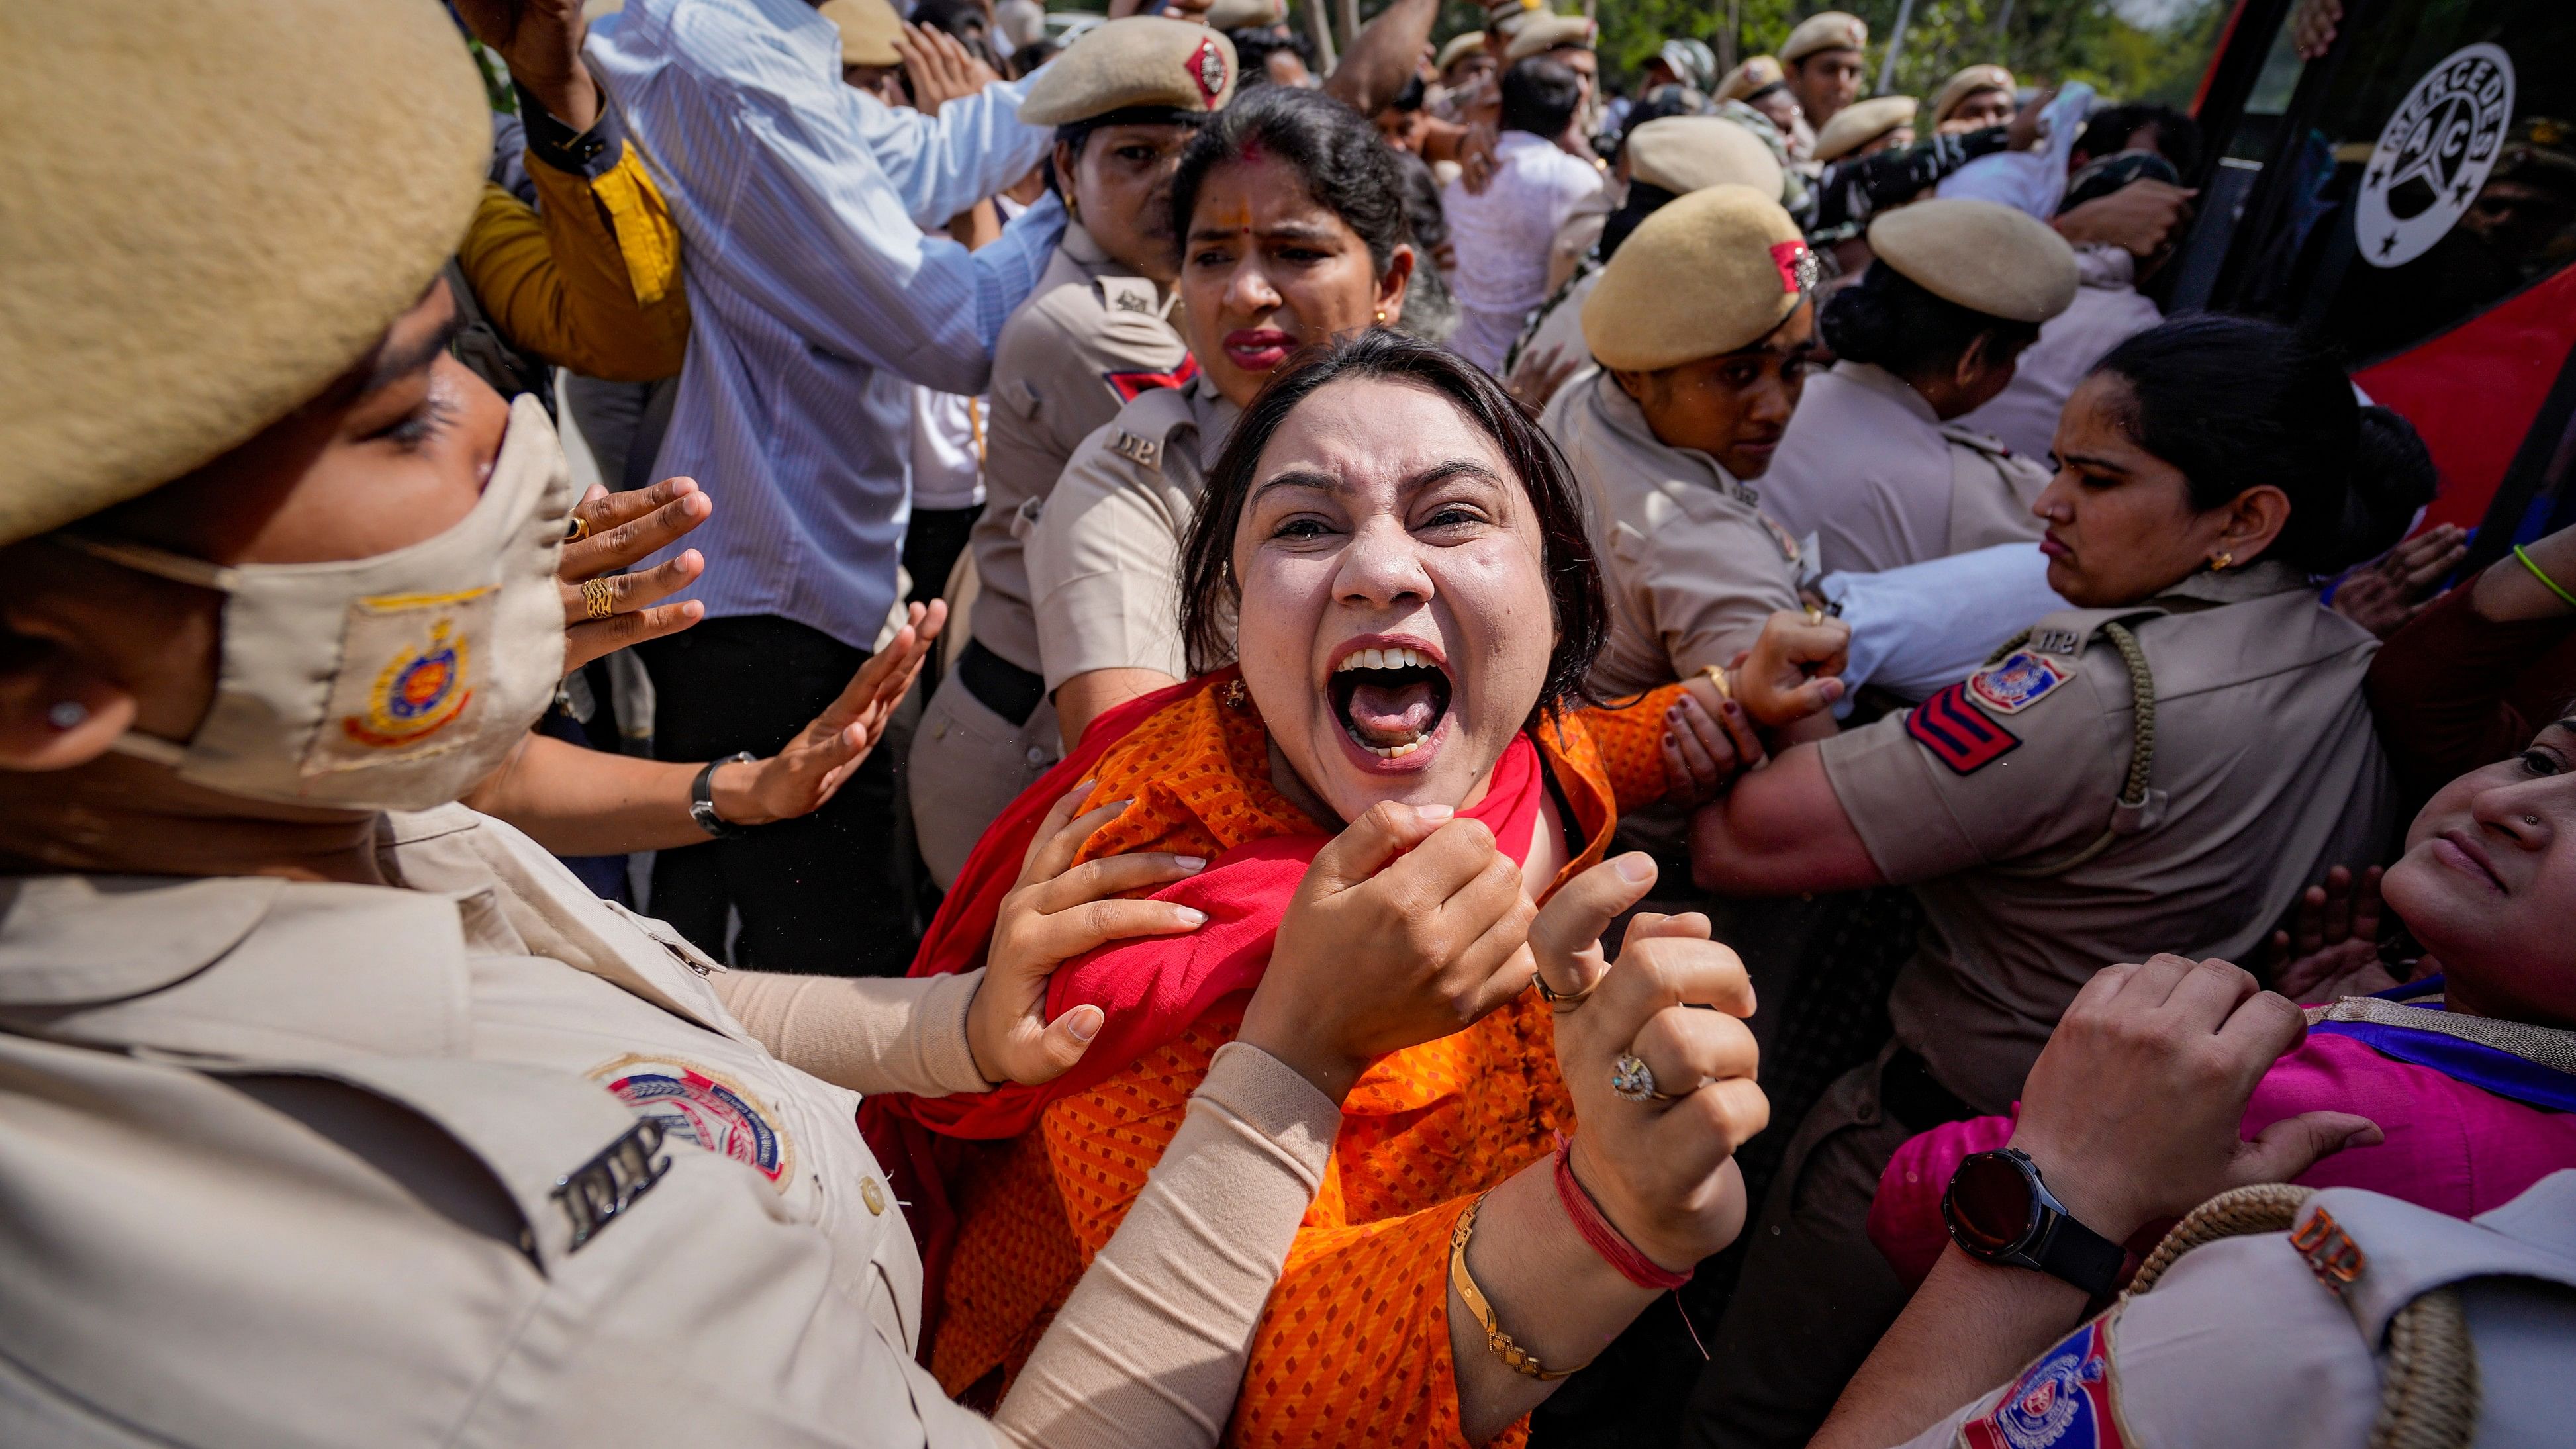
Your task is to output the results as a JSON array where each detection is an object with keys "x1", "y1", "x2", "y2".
[
  {"x1": 1932, "y1": 64, "x2": 2015, "y2": 122},
  {"x1": 819, "y1": 0, "x2": 902, "y2": 68},
  {"x1": 1780, "y1": 11, "x2": 1867, "y2": 64},
  {"x1": 1022, "y1": 17, "x2": 1237, "y2": 126},
  {"x1": 1812, "y1": 93, "x2": 1916, "y2": 162},
  {"x1": 1867, "y1": 197, "x2": 2079, "y2": 324},
  {"x1": 1716, "y1": 55, "x2": 1786, "y2": 103},
  {"x1": 1627, "y1": 117, "x2": 1786, "y2": 202},
  {"x1": 1436, "y1": 32, "x2": 1491, "y2": 74},
  {"x1": 0, "y1": 0, "x2": 487, "y2": 548},
  {"x1": 1503, "y1": 12, "x2": 1595, "y2": 64},
  {"x1": 1584, "y1": 185, "x2": 1816, "y2": 371},
  {"x1": 1205, "y1": 0, "x2": 1287, "y2": 32}
]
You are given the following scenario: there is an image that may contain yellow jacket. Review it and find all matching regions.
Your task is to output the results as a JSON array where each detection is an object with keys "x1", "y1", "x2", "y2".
[{"x1": 458, "y1": 142, "x2": 690, "y2": 382}]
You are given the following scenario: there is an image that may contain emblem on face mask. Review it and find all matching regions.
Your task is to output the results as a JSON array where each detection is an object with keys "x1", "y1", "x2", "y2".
[
  {"x1": 591, "y1": 1054, "x2": 797, "y2": 1192},
  {"x1": 1190, "y1": 38, "x2": 1227, "y2": 105},
  {"x1": 344, "y1": 616, "x2": 473, "y2": 747},
  {"x1": 302, "y1": 586, "x2": 497, "y2": 776},
  {"x1": 2357, "y1": 42, "x2": 2514, "y2": 270}
]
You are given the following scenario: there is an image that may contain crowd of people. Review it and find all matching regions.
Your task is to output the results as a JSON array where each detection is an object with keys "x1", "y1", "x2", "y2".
[{"x1": 3, "y1": 1, "x2": 2572, "y2": 1446}]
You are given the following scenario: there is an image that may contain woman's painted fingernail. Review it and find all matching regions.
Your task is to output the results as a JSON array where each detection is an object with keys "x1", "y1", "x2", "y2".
[
  {"x1": 1174, "y1": 907, "x2": 1208, "y2": 926},
  {"x1": 1664, "y1": 732, "x2": 1675, "y2": 745},
  {"x1": 1175, "y1": 855, "x2": 1208, "y2": 870}
]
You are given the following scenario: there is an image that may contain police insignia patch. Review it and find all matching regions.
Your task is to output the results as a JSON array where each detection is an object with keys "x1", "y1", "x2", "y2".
[
  {"x1": 1108, "y1": 430, "x2": 1163, "y2": 467},
  {"x1": 1104, "y1": 353, "x2": 1198, "y2": 403},
  {"x1": 1962, "y1": 1315, "x2": 2128, "y2": 1449},
  {"x1": 1909, "y1": 681, "x2": 2021, "y2": 775},
  {"x1": 591, "y1": 1055, "x2": 795, "y2": 1191},
  {"x1": 2032, "y1": 628, "x2": 2084, "y2": 655},
  {"x1": 1966, "y1": 651, "x2": 2070, "y2": 715}
]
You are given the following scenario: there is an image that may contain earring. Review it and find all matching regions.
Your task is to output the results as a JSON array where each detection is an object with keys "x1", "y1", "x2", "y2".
[
  {"x1": 46, "y1": 700, "x2": 89, "y2": 730},
  {"x1": 2209, "y1": 551, "x2": 2234, "y2": 571},
  {"x1": 1374, "y1": 308, "x2": 1388, "y2": 324}
]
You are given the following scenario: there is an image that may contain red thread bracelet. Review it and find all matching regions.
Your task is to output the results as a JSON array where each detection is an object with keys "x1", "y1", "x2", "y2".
[{"x1": 1554, "y1": 1135, "x2": 1692, "y2": 1291}]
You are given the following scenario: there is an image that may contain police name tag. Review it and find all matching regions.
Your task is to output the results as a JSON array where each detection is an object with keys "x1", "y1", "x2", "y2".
[{"x1": 1966, "y1": 651, "x2": 2070, "y2": 715}]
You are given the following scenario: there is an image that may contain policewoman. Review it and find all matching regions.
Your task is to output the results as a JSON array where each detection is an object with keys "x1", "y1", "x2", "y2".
[
  {"x1": 1762, "y1": 198, "x2": 2075, "y2": 576},
  {"x1": 912, "y1": 17, "x2": 1234, "y2": 888},
  {"x1": 1686, "y1": 314, "x2": 2404, "y2": 1448},
  {"x1": 0, "y1": 5, "x2": 1478, "y2": 1442}
]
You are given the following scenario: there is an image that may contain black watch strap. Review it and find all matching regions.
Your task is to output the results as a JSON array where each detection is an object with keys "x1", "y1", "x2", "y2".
[
  {"x1": 2030, "y1": 1207, "x2": 2128, "y2": 1299},
  {"x1": 690, "y1": 752, "x2": 757, "y2": 839}
]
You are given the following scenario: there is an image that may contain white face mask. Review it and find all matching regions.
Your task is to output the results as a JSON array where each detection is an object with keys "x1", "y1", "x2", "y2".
[{"x1": 60, "y1": 394, "x2": 576, "y2": 814}]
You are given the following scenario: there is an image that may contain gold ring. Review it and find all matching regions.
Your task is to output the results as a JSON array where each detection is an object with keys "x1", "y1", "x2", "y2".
[
  {"x1": 1697, "y1": 663, "x2": 1732, "y2": 702},
  {"x1": 565, "y1": 513, "x2": 593, "y2": 543},
  {"x1": 1805, "y1": 604, "x2": 1826, "y2": 626},
  {"x1": 581, "y1": 577, "x2": 616, "y2": 621}
]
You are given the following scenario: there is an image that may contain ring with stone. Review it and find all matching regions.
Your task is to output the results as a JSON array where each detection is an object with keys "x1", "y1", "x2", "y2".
[{"x1": 1611, "y1": 1052, "x2": 1668, "y2": 1102}]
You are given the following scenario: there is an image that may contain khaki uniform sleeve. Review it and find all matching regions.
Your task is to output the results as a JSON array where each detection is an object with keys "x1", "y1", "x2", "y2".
[
  {"x1": 991, "y1": 293, "x2": 1192, "y2": 473},
  {"x1": 1026, "y1": 426, "x2": 1192, "y2": 691},
  {"x1": 1815, "y1": 648, "x2": 2125, "y2": 884},
  {"x1": 1622, "y1": 508, "x2": 1804, "y2": 677}
]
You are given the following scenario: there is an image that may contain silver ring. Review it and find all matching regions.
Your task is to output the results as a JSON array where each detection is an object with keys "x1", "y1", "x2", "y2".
[{"x1": 1611, "y1": 1053, "x2": 1664, "y2": 1102}]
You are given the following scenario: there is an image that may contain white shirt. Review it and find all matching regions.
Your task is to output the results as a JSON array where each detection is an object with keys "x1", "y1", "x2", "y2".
[
  {"x1": 1955, "y1": 244, "x2": 2164, "y2": 463},
  {"x1": 1441, "y1": 130, "x2": 1604, "y2": 371}
]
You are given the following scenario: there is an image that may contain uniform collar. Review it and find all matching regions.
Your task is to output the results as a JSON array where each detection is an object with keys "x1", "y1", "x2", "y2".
[
  {"x1": 1061, "y1": 220, "x2": 1113, "y2": 267},
  {"x1": 2150, "y1": 558, "x2": 2311, "y2": 608},
  {"x1": 1833, "y1": 361, "x2": 1943, "y2": 427},
  {"x1": 1590, "y1": 372, "x2": 1762, "y2": 508},
  {"x1": 0, "y1": 874, "x2": 286, "y2": 1006}
]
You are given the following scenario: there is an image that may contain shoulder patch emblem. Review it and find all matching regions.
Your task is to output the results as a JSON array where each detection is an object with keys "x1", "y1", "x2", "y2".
[
  {"x1": 1104, "y1": 352, "x2": 1199, "y2": 404},
  {"x1": 591, "y1": 1055, "x2": 796, "y2": 1192},
  {"x1": 1112, "y1": 289, "x2": 1155, "y2": 315},
  {"x1": 1909, "y1": 681, "x2": 2022, "y2": 775},
  {"x1": 1962, "y1": 1314, "x2": 2128, "y2": 1449},
  {"x1": 1107, "y1": 428, "x2": 1164, "y2": 468},
  {"x1": 2032, "y1": 627, "x2": 2085, "y2": 655},
  {"x1": 1966, "y1": 651, "x2": 2070, "y2": 715}
]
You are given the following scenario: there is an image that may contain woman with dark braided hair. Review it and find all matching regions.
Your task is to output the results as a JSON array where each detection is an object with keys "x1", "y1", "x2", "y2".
[{"x1": 1684, "y1": 313, "x2": 2412, "y2": 1449}]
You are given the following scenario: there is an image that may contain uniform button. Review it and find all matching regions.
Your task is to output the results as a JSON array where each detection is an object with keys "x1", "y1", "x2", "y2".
[
  {"x1": 1025, "y1": 747, "x2": 1048, "y2": 766},
  {"x1": 860, "y1": 1176, "x2": 886, "y2": 1215}
]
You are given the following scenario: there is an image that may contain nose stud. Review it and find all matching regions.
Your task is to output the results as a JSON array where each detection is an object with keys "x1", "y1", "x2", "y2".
[{"x1": 2525, "y1": 813, "x2": 2543, "y2": 827}]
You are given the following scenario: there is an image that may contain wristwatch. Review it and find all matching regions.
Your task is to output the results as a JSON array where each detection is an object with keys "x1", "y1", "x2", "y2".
[
  {"x1": 1940, "y1": 1148, "x2": 2127, "y2": 1298},
  {"x1": 689, "y1": 752, "x2": 758, "y2": 839}
]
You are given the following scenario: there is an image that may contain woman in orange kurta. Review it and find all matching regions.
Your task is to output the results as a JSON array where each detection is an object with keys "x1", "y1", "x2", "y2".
[{"x1": 882, "y1": 334, "x2": 1799, "y2": 1448}]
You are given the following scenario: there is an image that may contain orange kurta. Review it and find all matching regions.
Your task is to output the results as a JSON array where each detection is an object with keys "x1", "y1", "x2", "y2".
[{"x1": 933, "y1": 680, "x2": 1684, "y2": 1447}]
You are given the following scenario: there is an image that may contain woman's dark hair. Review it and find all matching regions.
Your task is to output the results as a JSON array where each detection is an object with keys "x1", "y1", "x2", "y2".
[
  {"x1": 2088, "y1": 314, "x2": 2403, "y2": 575},
  {"x1": 1500, "y1": 57, "x2": 1583, "y2": 138},
  {"x1": 1820, "y1": 261, "x2": 2040, "y2": 378},
  {"x1": 1229, "y1": 26, "x2": 1313, "y2": 87},
  {"x1": 1385, "y1": 72, "x2": 1427, "y2": 114},
  {"x1": 1169, "y1": 85, "x2": 1411, "y2": 272},
  {"x1": 1178, "y1": 330, "x2": 1607, "y2": 725}
]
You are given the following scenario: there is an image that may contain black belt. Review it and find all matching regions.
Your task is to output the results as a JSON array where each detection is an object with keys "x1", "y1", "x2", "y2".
[
  {"x1": 956, "y1": 638, "x2": 1046, "y2": 727},
  {"x1": 1879, "y1": 1048, "x2": 1977, "y2": 1133}
]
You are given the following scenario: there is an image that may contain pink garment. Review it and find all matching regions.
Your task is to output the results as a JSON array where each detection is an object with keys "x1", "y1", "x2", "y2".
[{"x1": 1868, "y1": 1031, "x2": 2576, "y2": 1288}]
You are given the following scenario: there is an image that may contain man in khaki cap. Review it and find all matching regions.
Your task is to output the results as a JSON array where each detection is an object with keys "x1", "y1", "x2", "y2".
[
  {"x1": 1717, "y1": 54, "x2": 1805, "y2": 142},
  {"x1": 0, "y1": 3, "x2": 1512, "y2": 1443},
  {"x1": 1539, "y1": 186, "x2": 1837, "y2": 849},
  {"x1": 911, "y1": 17, "x2": 1233, "y2": 888},
  {"x1": 1931, "y1": 61, "x2": 2017, "y2": 134},
  {"x1": 1811, "y1": 92, "x2": 1917, "y2": 163},
  {"x1": 1780, "y1": 9, "x2": 1868, "y2": 140},
  {"x1": 1763, "y1": 197, "x2": 2077, "y2": 575}
]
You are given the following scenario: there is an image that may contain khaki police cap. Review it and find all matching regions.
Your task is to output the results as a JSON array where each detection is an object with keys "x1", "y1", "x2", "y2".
[
  {"x1": 1812, "y1": 93, "x2": 1916, "y2": 162},
  {"x1": 1484, "y1": 0, "x2": 1546, "y2": 36},
  {"x1": 1503, "y1": 12, "x2": 1595, "y2": 64},
  {"x1": 820, "y1": 0, "x2": 903, "y2": 68},
  {"x1": 0, "y1": 0, "x2": 487, "y2": 548},
  {"x1": 1627, "y1": 117, "x2": 1786, "y2": 201},
  {"x1": 1780, "y1": 11, "x2": 1867, "y2": 64},
  {"x1": 1867, "y1": 197, "x2": 2079, "y2": 324},
  {"x1": 1583, "y1": 185, "x2": 1815, "y2": 371},
  {"x1": 1933, "y1": 64, "x2": 2016, "y2": 123},
  {"x1": 1205, "y1": 0, "x2": 1287, "y2": 32},
  {"x1": 1437, "y1": 32, "x2": 1491, "y2": 74},
  {"x1": 1022, "y1": 17, "x2": 1236, "y2": 125},
  {"x1": 1716, "y1": 55, "x2": 1786, "y2": 104}
]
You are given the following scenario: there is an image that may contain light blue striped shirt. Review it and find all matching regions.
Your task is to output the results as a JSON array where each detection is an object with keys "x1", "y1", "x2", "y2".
[{"x1": 591, "y1": 0, "x2": 1064, "y2": 648}]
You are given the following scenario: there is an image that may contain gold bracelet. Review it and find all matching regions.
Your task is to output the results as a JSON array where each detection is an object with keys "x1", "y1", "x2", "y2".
[
  {"x1": 1696, "y1": 663, "x2": 1732, "y2": 702},
  {"x1": 1448, "y1": 1193, "x2": 1582, "y2": 1381}
]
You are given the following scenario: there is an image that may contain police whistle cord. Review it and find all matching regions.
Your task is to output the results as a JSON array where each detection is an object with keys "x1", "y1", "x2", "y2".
[
  {"x1": 1982, "y1": 622, "x2": 2156, "y2": 879},
  {"x1": 2128, "y1": 1185, "x2": 2479, "y2": 1449}
]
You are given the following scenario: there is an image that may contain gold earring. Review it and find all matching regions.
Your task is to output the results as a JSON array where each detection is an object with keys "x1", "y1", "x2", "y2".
[
  {"x1": 1374, "y1": 308, "x2": 1388, "y2": 324},
  {"x1": 2209, "y1": 551, "x2": 2234, "y2": 571}
]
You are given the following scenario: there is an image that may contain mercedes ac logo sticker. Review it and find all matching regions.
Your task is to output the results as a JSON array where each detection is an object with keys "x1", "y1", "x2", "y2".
[{"x1": 2356, "y1": 42, "x2": 2514, "y2": 270}]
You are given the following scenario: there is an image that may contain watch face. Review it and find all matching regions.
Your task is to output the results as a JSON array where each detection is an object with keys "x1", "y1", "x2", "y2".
[{"x1": 1949, "y1": 1152, "x2": 2039, "y2": 1254}]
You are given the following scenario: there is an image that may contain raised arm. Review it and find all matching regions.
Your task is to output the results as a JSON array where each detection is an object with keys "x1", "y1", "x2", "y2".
[{"x1": 1322, "y1": 0, "x2": 1439, "y2": 118}]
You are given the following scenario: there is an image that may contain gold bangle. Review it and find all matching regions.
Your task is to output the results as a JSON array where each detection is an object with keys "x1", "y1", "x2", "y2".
[
  {"x1": 581, "y1": 576, "x2": 617, "y2": 621},
  {"x1": 1449, "y1": 1194, "x2": 1582, "y2": 1381},
  {"x1": 1696, "y1": 663, "x2": 1732, "y2": 702}
]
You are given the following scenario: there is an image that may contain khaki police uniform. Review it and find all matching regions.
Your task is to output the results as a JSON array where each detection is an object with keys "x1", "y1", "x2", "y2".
[
  {"x1": 915, "y1": 222, "x2": 1192, "y2": 886},
  {"x1": 1024, "y1": 376, "x2": 1240, "y2": 692},
  {"x1": 1703, "y1": 561, "x2": 2397, "y2": 1449},
  {"x1": 1956, "y1": 243, "x2": 2164, "y2": 465},
  {"x1": 1762, "y1": 360, "x2": 2052, "y2": 575},
  {"x1": 1900, "y1": 1174, "x2": 2576, "y2": 1448}
]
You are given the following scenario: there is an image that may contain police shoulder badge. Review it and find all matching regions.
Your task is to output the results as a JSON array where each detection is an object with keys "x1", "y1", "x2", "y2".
[
  {"x1": 1966, "y1": 651, "x2": 2071, "y2": 716},
  {"x1": 1104, "y1": 352, "x2": 1199, "y2": 403},
  {"x1": 591, "y1": 1055, "x2": 796, "y2": 1192},
  {"x1": 1909, "y1": 680, "x2": 2021, "y2": 776},
  {"x1": 1108, "y1": 428, "x2": 1163, "y2": 468},
  {"x1": 1962, "y1": 1313, "x2": 2130, "y2": 1449}
]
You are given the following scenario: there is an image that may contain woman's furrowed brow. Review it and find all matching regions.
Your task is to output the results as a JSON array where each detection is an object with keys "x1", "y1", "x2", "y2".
[{"x1": 1249, "y1": 459, "x2": 1506, "y2": 505}]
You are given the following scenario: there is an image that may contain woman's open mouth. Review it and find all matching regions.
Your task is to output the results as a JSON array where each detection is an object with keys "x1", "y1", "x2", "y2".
[
  {"x1": 1224, "y1": 328, "x2": 1298, "y2": 371},
  {"x1": 1329, "y1": 642, "x2": 1453, "y2": 761}
]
